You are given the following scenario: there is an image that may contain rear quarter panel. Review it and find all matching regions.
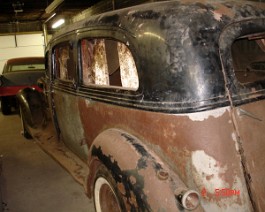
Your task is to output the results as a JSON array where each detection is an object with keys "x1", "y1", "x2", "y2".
[{"x1": 75, "y1": 98, "x2": 252, "y2": 211}]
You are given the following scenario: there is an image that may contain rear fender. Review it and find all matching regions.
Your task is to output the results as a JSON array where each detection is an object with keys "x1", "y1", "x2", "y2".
[
  {"x1": 87, "y1": 129, "x2": 200, "y2": 211},
  {"x1": 16, "y1": 87, "x2": 46, "y2": 129}
]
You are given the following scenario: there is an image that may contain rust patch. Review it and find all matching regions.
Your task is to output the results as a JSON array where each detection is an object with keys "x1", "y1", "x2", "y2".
[
  {"x1": 213, "y1": 3, "x2": 235, "y2": 20},
  {"x1": 78, "y1": 100, "x2": 252, "y2": 210},
  {"x1": 206, "y1": 174, "x2": 214, "y2": 181},
  {"x1": 117, "y1": 182, "x2": 126, "y2": 195},
  {"x1": 89, "y1": 129, "x2": 192, "y2": 211},
  {"x1": 82, "y1": 39, "x2": 109, "y2": 85},
  {"x1": 93, "y1": 39, "x2": 109, "y2": 85},
  {"x1": 81, "y1": 39, "x2": 96, "y2": 84},
  {"x1": 234, "y1": 100, "x2": 265, "y2": 211},
  {"x1": 117, "y1": 42, "x2": 139, "y2": 90}
]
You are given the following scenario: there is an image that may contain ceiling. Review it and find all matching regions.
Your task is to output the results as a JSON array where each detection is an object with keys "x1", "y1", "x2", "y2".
[
  {"x1": 0, "y1": 0, "x2": 154, "y2": 34},
  {"x1": 0, "y1": 0, "x2": 103, "y2": 33},
  {"x1": 0, "y1": 0, "x2": 264, "y2": 34}
]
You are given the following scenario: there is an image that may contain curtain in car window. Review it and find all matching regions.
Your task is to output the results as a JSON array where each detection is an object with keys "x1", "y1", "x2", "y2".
[
  {"x1": 81, "y1": 39, "x2": 95, "y2": 84},
  {"x1": 117, "y1": 42, "x2": 139, "y2": 90}
]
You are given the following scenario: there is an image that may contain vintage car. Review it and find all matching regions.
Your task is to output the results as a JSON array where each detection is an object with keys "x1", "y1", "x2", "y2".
[
  {"x1": 17, "y1": 0, "x2": 265, "y2": 211},
  {"x1": 0, "y1": 57, "x2": 45, "y2": 115}
]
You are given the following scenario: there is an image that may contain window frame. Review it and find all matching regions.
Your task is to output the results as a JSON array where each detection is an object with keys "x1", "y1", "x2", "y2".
[
  {"x1": 231, "y1": 34, "x2": 265, "y2": 85},
  {"x1": 51, "y1": 39, "x2": 77, "y2": 84},
  {"x1": 77, "y1": 29, "x2": 140, "y2": 93},
  {"x1": 79, "y1": 37, "x2": 139, "y2": 91},
  {"x1": 219, "y1": 18, "x2": 265, "y2": 103}
]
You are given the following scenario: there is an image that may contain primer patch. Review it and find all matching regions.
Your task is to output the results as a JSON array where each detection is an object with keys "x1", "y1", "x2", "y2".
[
  {"x1": 181, "y1": 107, "x2": 229, "y2": 122},
  {"x1": 192, "y1": 150, "x2": 228, "y2": 193},
  {"x1": 192, "y1": 151, "x2": 252, "y2": 210},
  {"x1": 200, "y1": 176, "x2": 251, "y2": 211},
  {"x1": 231, "y1": 132, "x2": 239, "y2": 152}
]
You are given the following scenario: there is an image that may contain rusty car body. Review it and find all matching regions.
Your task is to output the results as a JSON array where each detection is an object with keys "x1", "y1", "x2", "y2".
[
  {"x1": 0, "y1": 57, "x2": 45, "y2": 115},
  {"x1": 17, "y1": 0, "x2": 265, "y2": 211}
]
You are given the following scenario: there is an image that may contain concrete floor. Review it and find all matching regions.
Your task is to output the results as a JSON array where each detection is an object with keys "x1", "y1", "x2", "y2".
[{"x1": 0, "y1": 112, "x2": 95, "y2": 212}]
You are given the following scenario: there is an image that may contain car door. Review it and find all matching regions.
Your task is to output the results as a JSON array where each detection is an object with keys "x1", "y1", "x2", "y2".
[
  {"x1": 51, "y1": 36, "x2": 88, "y2": 160},
  {"x1": 220, "y1": 19, "x2": 265, "y2": 211}
]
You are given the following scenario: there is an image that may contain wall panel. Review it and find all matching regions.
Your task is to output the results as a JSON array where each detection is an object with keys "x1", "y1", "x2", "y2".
[{"x1": 0, "y1": 33, "x2": 44, "y2": 74}]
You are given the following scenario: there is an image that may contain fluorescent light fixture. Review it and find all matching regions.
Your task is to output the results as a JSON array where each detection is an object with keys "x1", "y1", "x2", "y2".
[
  {"x1": 52, "y1": 19, "x2": 65, "y2": 28},
  {"x1": 45, "y1": 0, "x2": 64, "y2": 14},
  {"x1": 44, "y1": 13, "x2": 56, "y2": 23}
]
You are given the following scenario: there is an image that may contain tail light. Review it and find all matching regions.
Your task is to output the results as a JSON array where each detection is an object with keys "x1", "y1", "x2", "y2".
[{"x1": 176, "y1": 189, "x2": 200, "y2": 210}]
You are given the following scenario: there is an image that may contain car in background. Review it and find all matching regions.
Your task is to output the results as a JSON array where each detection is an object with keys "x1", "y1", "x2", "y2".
[{"x1": 0, "y1": 57, "x2": 45, "y2": 115}]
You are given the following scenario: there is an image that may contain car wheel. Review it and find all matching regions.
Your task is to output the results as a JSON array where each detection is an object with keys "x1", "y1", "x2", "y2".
[
  {"x1": 93, "y1": 164, "x2": 124, "y2": 212},
  {"x1": 1, "y1": 97, "x2": 11, "y2": 115},
  {"x1": 19, "y1": 105, "x2": 32, "y2": 139}
]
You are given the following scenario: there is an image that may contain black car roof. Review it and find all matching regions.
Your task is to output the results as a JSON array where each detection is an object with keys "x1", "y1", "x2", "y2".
[
  {"x1": 47, "y1": 0, "x2": 265, "y2": 112},
  {"x1": 51, "y1": 0, "x2": 265, "y2": 40}
]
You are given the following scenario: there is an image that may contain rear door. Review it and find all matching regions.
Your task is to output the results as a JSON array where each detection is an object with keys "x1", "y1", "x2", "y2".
[
  {"x1": 220, "y1": 19, "x2": 265, "y2": 211},
  {"x1": 51, "y1": 36, "x2": 89, "y2": 160}
]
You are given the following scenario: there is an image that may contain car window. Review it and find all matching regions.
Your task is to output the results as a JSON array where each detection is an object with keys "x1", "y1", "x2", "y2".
[
  {"x1": 81, "y1": 38, "x2": 139, "y2": 91},
  {"x1": 53, "y1": 42, "x2": 75, "y2": 81},
  {"x1": 232, "y1": 35, "x2": 265, "y2": 84},
  {"x1": 8, "y1": 63, "x2": 45, "y2": 72}
]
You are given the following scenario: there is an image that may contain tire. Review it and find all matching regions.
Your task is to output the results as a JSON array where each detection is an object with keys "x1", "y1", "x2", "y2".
[
  {"x1": 1, "y1": 97, "x2": 11, "y2": 115},
  {"x1": 19, "y1": 105, "x2": 32, "y2": 139},
  {"x1": 93, "y1": 164, "x2": 125, "y2": 212}
]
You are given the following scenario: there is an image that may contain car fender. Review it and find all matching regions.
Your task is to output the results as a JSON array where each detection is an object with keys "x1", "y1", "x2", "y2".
[
  {"x1": 87, "y1": 128, "x2": 200, "y2": 211},
  {"x1": 16, "y1": 87, "x2": 46, "y2": 129}
]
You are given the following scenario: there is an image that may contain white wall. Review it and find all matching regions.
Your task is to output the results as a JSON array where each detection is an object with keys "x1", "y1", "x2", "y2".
[{"x1": 0, "y1": 33, "x2": 45, "y2": 74}]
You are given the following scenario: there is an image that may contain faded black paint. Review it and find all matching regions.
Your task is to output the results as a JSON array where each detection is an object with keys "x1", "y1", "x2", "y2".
[
  {"x1": 91, "y1": 133, "x2": 171, "y2": 211},
  {"x1": 45, "y1": 1, "x2": 265, "y2": 114},
  {"x1": 219, "y1": 18, "x2": 265, "y2": 106},
  {"x1": 91, "y1": 146, "x2": 151, "y2": 211},
  {"x1": 17, "y1": 88, "x2": 46, "y2": 129},
  {"x1": 99, "y1": 14, "x2": 120, "y2": 25},
  {"x1": 132, "y1": 10, "x2": 160, "y2": 20},
  {"x1": 121, "y1": 133, "x2": 162, "y2": 171}
]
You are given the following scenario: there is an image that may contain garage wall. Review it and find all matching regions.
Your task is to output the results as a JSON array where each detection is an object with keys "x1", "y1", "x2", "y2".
[{"x1": 0, "y1": 33, "x2": 45, "y2": 74}]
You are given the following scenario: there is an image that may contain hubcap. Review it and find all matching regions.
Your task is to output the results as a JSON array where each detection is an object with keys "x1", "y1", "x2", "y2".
[{"x1": 94, "y1": 177, "x2": 121, "y2": 212}]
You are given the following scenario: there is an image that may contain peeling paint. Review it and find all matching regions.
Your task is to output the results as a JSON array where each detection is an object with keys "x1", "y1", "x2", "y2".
[
  {"x1": 231, "y1": 132, "x2": 239, "y2": 152},
  {"x1": 180, "y1": 107, "x2": 229, "y2": 121},
  {"x1": 214, "y1": 3, "x2": 235, "y2": 19},
  {"x1": 192, "y1": 150, "x2": 228, "y2": 193},
  {"x1": 201, "y1": 176, "x2": 252, "y2": 211},
  {"x1": 202, "y1": 197, "x2": 247, "y2": 212},
  {"x1": 192, "y1": 150, "x2": 253, "y2": 210},
  {"x1": 212, "y1": 10, "x2": 223, "y2": 21}
]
